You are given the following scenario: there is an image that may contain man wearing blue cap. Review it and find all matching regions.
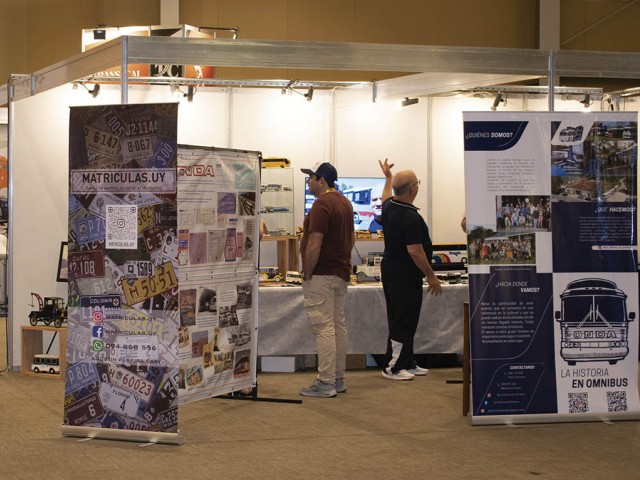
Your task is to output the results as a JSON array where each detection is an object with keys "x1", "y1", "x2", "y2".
[{"x1": 299, "y1": 162, "x2": 355, "y2": 398}]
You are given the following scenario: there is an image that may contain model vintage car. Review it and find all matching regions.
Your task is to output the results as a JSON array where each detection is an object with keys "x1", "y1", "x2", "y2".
[
  {"x1": 259, "y1": 267, "x2": 283, "y2": 282},
  {"x1": 28, "y1": 293, "x2": 68, "y2": 328},
  {"x1": 353, "y1": 252, "x2": 383, "y2": 282}
]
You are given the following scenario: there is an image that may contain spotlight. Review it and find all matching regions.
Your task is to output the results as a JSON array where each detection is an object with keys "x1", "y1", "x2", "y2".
[
  {"x1": 185, "y1": 86, "x2": 196, "y2": 102},
  {"x1": 580, "y1": 93, "x2": 593, "y2": 108},
  {"x1": 490, "y1": 92, "x2": 505, "y2": 111},
  {"x1": 304, "y1": 86, "x2": 314, "y2": 102},
  {"x1": 79, "y1": 82, "x2": 100, "y2": 97},
  {"x1": 401, "y1": 97, "x2": 419, "y2": 107}
]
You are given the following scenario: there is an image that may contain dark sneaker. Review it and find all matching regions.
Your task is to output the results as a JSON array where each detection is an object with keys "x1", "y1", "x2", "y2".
[
  {"x1": 407, "y1": 365, "x2": 429, "y2": 376},
  {"x1": 335, "y1": 377, "x2": 347, "y2": 393},
  {"x1": 381, "y1": 367, "x2": 415, "y2": 381},
  {"x1": 299, "y1": 379, "x2": 337, "y2": 398}
]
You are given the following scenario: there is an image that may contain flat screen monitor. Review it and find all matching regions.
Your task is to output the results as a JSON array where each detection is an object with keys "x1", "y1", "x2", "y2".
[{"x1": 304, "y1": 177, "x2": 386, "y2": 231}]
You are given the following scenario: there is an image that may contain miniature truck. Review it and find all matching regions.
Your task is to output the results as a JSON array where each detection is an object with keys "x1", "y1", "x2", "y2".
[{"x1": 28, "y1": 293, "x2": 68, "y2": 328}]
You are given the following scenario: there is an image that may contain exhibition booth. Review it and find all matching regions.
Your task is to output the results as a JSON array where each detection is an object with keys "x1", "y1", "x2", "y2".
[{"x1": 3, "y1": 34, "x2": 640, "y2": 376}]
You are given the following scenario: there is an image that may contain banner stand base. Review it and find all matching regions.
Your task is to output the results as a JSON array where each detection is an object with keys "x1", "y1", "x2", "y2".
[
  {"x1": 217, "y1": 383, "x2": 303, "y2": 404},
  {"x1": 61, "y1": 425, "x2": 183, "y2": 445}
]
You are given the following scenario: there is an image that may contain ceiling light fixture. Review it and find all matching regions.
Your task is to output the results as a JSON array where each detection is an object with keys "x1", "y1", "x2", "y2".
[
  {"x1": 78, "y1": 81, "x2": 100, "y2": 97},
  {"x1": 579, "y1": 93, "x2": 593, "y2": 108},
  {"x1": 490, "y1": 92, "x2": 505, "y2": 111},
  {"x1": 401, "y1": 97, "x2": 419, "y2": 107}
]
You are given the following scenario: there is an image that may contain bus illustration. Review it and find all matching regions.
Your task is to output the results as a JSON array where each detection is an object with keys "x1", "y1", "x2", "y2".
[{"x1": 555, "y1": 278, "x2": 635, "y2": 365}]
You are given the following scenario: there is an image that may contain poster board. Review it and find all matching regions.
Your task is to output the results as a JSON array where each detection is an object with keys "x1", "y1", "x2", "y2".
[
  {"x1": 464, "y1": 112, "x2": 640, "y2": 425},
  {"x1": 176, "y1": 145, "x2": 260, "y2": 404}
]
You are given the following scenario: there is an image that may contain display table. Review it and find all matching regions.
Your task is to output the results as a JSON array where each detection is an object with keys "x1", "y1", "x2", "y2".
[
  {"x1": 257, "y1": 283, "x2": 468, "y2": 355},
  {"x1": 21, "y1": 325, "x2": 67, "y2": 379}
]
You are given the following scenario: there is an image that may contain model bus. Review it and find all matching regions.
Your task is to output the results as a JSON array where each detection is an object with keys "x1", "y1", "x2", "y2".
[
  {"x1": 31, "y1": 354, "x2": 60, "y2": 374},
  {"x1": 555, "y1": 278, "x2": 635, "y2": 365}
]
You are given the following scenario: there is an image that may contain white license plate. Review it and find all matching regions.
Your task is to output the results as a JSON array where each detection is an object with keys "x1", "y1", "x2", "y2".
[
  {"x1": 99, "y1": 382, "x2": 141, "y2": 418},
  {"x1": 121, "y1": 135, "x2": 155, "y2": 162},
  {"x1": 107, "y1": 363, "x2": 155, "y2": 403},
  {"x1": 125, "y1": 260, "x2": 155, "y2": 278},
  {"x1": 84, "y1": 125, "x2": 120, "y2": 158}
]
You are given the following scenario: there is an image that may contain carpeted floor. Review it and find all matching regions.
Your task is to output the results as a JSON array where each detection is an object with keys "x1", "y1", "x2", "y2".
[{"x1": 1, "y1": 364, "x2": 639, "y2": 480}]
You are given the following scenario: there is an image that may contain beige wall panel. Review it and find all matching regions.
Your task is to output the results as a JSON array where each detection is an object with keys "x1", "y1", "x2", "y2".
[
  {"x1": 481, "y1": 0, "x2": 537, "y2": 48},
  {"x1": 422, "y1": 0, "x2": 536, "y2": 48},
  {"x1": 560, "y1": 0, "x2": 587, "y2": 49},
  {"x1": 102, "y1": 0, "x2": 160, "y2": 27},
  {"x1": 583, "y1": 1, "x2": 640, "y2": 52},
  {"x1": 355, "y1": 0, "x2": 422, "y2": 44},
  {"x1": 0, "y1": 0, "x2": 29, "y2": 80},
  {"x1": 422, "y1": 0, "x2": 489, "y2": 47},
  {"x1": 561, "y1": 0, "x2": 640, "y2": 51},
  {"x1": 218, "y1": 0, "x2": 287, "y2": 40},
  {"x1": 287, "y1": 0, "x2": 356, "y2": 42},
  {"x1": 27, "y1": 0, "x2": 101, "y2": 72},
  {"x1": 179, "y1": 0, "x2": 219, "y2": 27}
]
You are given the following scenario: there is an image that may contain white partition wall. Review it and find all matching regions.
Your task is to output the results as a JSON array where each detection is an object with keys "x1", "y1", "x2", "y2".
[
  {"x1": 9, "y1": 84, "x2": 334, "y2": 368},
  {"x1": 9, "y1": 76, "x2": 640, "y2": 369}
]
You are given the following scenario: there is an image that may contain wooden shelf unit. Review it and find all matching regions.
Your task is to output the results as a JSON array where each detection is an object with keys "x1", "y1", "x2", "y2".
[
  {"x1": 261, "y1": 235, "x2": 299, "y2": 273},
  {"x1": 21, "y1": 325, "x2": 67, "y2": 379}
]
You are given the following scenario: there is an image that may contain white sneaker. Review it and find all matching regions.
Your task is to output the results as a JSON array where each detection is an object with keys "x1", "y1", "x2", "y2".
[
  {"x1": 381, "y1": 368, "x2": 415, "y2": 381},
  {"x1": 407, "y1": 365, "x2": 429, "y2": 376}
]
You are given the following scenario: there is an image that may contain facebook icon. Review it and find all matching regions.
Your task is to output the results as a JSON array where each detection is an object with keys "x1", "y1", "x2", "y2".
[{"x1": 92, "y1": 325, "x2": 104, "y2": 338}]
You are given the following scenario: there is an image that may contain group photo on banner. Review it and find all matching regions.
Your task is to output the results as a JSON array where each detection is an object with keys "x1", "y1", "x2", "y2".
[{"x1": 463, "y1": 112, "x2": 640, "y2": 425}]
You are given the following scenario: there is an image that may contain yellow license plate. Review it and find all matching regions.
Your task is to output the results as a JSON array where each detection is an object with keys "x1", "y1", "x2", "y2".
[{"x1": 121, "y1": 262, "x2": 178, "y2": 305}]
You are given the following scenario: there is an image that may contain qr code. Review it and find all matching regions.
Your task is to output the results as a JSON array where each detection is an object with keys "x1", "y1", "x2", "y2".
[
  {"x1": 568, "y1": 392, "x2": 589, "y2": 413},
  {"x1": 607, "y1": 391, "x2": 628, "y2": 412},
  {"x1": 106, "y1": 205, "x2": 138, "y2": 249}
]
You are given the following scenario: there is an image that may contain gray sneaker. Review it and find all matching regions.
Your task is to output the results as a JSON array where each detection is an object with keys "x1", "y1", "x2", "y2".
[
  {"x1": 299, "y1": 379, "x2": 337, "y2": 398},
  {"x1": 335, "y1": 377, "x2": 347, "y2": 393}
]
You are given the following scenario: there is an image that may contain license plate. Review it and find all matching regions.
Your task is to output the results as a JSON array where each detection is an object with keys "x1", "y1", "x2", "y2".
[
  {"x1": 142, "y1": 226, "x2": 166, "y2": 253},
  {"x1": 147, "y1": 140, "x2": 176, "y2": 169},
  {"x1": 76, "y1": 215, "x2": 106, "y2": 245},
  {"x1": 107, "y1": 363, "x2": 155, "y2": 403},
  {"x1": 121, "y1": 262, "x2": 178, "y2": 305},
  {"x1": 99, "y1": 105, "x2": 127, "y2": 137},
  {"x1": 65, "y1": 392, "x2": 104, "y2": 426},
  {"x1": 98, "y1": 382, "x2": 140, "y2": 418},
  {"x1": 125, "y1": 260, "x2": 154, "y2": 278},
  {"x1": 154, "y1": 203, "x2": 177, "y2": 227},
  {"x1": 121, "y1": 135, "x2": 155, "y2": 162},
  {"x1": 84, "y1": 125, "x2": 120, "y2": 159},
  {"x1": 65, "y1": 361, "x2": 100, "y2": 395},
  {"x1": 69, "y1": 250, "x2": 105, "y2": 279},
  {"x1": 138, "y1": 205, "x2": 154, "y2": 234}
]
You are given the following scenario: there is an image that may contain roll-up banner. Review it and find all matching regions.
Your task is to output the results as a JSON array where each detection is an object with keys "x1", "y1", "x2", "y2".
[
  {"x1": 64, "y1": 103, "x2": 182, "y2": 444},
  {"x1": 463, "y1": 112, "x2": 640, "y2": 425},
  {"x1": 176, "y1": 145, "x2": 260, "y2": 405}
]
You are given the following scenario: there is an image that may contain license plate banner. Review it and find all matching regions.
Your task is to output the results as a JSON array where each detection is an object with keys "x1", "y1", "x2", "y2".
[
  {"x1": 65, "y1": 103, "x2": 180, "y2": 434},
  {"x1": 464, "y1": 112, "x2": 640, "y2": 424}
]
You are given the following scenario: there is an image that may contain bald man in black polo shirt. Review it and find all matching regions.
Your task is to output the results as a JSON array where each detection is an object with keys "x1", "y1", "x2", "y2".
[{"x1": 378, "y1": 162, "x2": 442, "y2": 381}]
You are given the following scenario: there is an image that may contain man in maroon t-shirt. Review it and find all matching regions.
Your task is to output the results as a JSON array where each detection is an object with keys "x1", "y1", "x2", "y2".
[{"x1": 299, "y1": 162, "x2": 354, "y2": 398}]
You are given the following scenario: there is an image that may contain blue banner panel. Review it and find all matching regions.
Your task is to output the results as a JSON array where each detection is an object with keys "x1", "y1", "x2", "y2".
[{"x1": 464, "y1": 112, "x2": 640, "y2": 425}]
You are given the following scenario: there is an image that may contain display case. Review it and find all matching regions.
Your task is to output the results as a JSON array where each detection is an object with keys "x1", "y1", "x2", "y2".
[{"x1": 260, "y1": 166, "x2": 294, "y2": 236}]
